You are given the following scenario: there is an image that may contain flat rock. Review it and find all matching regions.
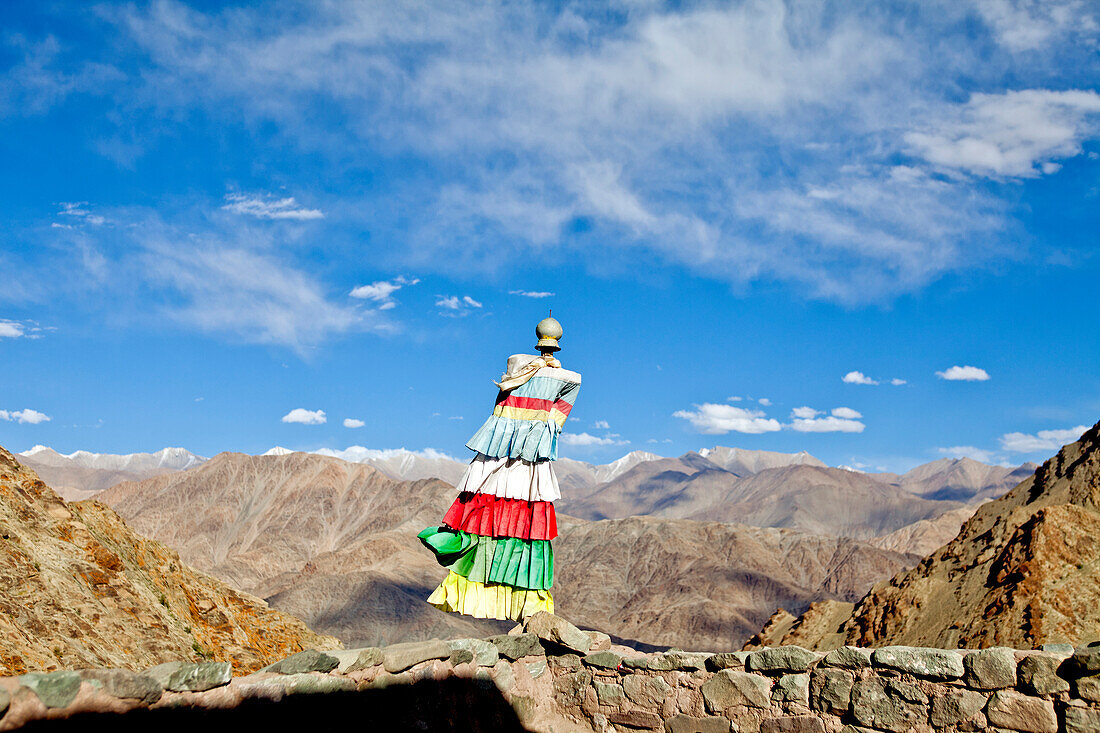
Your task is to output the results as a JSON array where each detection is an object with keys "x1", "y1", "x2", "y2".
[
  {"x1": 0, "y1": 688, "x2": 9, "y2": 718},
  {"x1": 524, "y1": 611, "x2": 592, "y2": 654},
  {"x1": 265, "y1": 649, "x2": 340, "y2": 675},
  {"x1": 1076, "y1": 675, "x2": 1100, "y2": 703},
  {"x1": 279, "y1": 673, "x2": 356, "y2": 695},
  {"x1": 485, "y1": 633, "x2": 543, "y2": 660},
  {"x1": 340, "y1": 647, "x2": 383, "y2": 673},
  {"x1": 664, "y1": 714, "x2": 731, "y2": 733},
  {"x1": 871, "y1": 646, "x2": 964, "y2": 679},
  {"x1": 773, "y1": 673, "x2": 809, "y2": 706},
  {"x1": 625, "y1": 650, "x2": 708, "y2": 672},
  {"x1": 986, "y1": 690, "x2": 1057, "y2": 733},
  {"x1": 963, "y1": 647, "x2": 1017, "y2": 689},
  {"x1": 1068, "y1": 647, "x2": 1100, "y2": 677},
  {"x1": 706, "y1": 652, "x2": 749, "y2": 671},
  {"x1": 165, "y1": 662, "x2": 232, "y2": 692},
  {"x1": 1066, "y1": 706, "x2": 1100, "y2": 733},
  {"x1": 449, "y1": 649, "x2": 474, "y2": 665},
  {"x1": 382, "y1": 639, "x2": 451, "y2": 673},
  {"x1": 583, "y1": 651, "x2": 623, "y2": 670},
  {"x1": 18, "y1": 672, "x2": 82, "y2": 709},
  {"x1": 850, "y1": 677, "x2": 928, "y2": 733},
  {"x1": 553, "y1": 670, "x2": 593, "y2": 707},
  {"x1": 760, "y1": 716, "x2": 826, "y2": 733},
  {"x1": 624, "y1": 674, "x2": 672, "y2": 708},
  {"x1": 524, "y1": 659, "x2": 547, "y2": 679},
  {"x1": 449, "y1": 638, "x2": 499, "y2": 667},
  {"x1": 79, "y1": 669, "x2": 162, "y2": 704},
  {"x1": 701, "y1": 669, "x2": 772, "y2": 711},
  {"x1": 747, "y1": 646, "x2": 819, "y2": 674},
  {"x1": 930, "y1": 689, "x2": 987, "y2": 728},
  {"x1": 491, "y1": 661, "x2": 515, "y2": 692},
  {"x1": 810, "y1": 669, "x2": 853, "y2": 715},
  {"x1": 609, "y1": 710, "x2": 663, "y2": 730},
  {"x1": 595, "y1": 680, "x2": 624, "y2": 706},
  {"x1": 1018, "y1": 653, "x2": 1071, "y2": 695},
  {"x1": 821, "y1": 647, "x2": 872, "y2": 670},
  {"x1": 144, "y1": 662, "x2": 185, "y2": 689},
  {"x1": 585, "y1": 630, "x2": 612, "y2": 652}
]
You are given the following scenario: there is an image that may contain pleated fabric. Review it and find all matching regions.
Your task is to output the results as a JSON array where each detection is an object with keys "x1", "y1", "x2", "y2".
[
  {"x1": 443, "y1": 491, "x2": 557, "y2": 540},
  {"x1": 454, "y1": 453, "x2": 561, "y2": 502},
  {"x1": 419, "y1": 527, "x2": 553, "y2": 590},
  {"x1": 466, "y1": 415, "x2": 562, "y2": 463},
  {"x1": 427, "y1": 571, "x2": 554, "y2": 619}
]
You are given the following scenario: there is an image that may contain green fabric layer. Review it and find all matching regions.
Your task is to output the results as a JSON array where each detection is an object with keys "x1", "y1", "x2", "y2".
[{"x1": 418, "y1": 526, "x2": 554, "y2": 590}]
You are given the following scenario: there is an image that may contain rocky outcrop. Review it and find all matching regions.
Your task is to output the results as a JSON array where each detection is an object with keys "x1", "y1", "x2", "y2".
[
  {"x1": 0, "y1": 445, "x2": 338, "y2": 675},
  {"x1": 0, "y1": 612, "x2": 1096, "y2": 733},
  {"x1": 753, "y1": 419, "x2": 1100, "y2": 650}
]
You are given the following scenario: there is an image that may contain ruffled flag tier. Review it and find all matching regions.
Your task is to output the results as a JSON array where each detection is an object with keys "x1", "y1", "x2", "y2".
[
  {"x1": 443, "y1": 492, "x2": 558, "y2": 541},
  {"x1": 455, "y1": 453, "x2": 561, "y2": 502},
  {"x1": 418, "y1": 526, "x2": 554, "y2": 590},
  {"x1": 466, "y1": 415, "x2": 562, "y2": 463},
  {"x1": 427, "y1": 571, "x2": 553, "y2": 619}
]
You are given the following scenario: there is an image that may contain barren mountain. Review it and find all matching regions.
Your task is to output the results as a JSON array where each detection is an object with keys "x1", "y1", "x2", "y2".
[
  {"x1": 699, "y1": 446, "x2": 826, "y2": 474},
  {"x1": 897, "y1": 457, "x2": 1037, "y2": 503},
  {"x1": 18, "y1": 445, "x2": 206, "y2": 500},
  {"x1": 555, "y1": 451, "x2": 662, "y2": 492},
  {"x1": 753, "y1": 418, "x2": 1100, "y2": 650},
  {"x1": 0, "y1": 445, "x2": 337, "y2": 675},
  {"x1": 867, "y1": 505, "x2": 979, "y2": 557},
  {"x1": 101, "y1": 451, "x2": 917, "y2": 650}
]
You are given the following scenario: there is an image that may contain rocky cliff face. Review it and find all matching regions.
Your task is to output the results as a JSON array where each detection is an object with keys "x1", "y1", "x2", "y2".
[
  {"x1": 0, "y1": 445, "x2": 337, "y2": 675},
  {"x1": 754, "y1": 418, "x2": 1100, "y2": 650}
]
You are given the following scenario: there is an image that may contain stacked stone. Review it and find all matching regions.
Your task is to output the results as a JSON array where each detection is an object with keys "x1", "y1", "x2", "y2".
[{"x1": 2, "y1": 617, "x2": 1100, "y2": 733}]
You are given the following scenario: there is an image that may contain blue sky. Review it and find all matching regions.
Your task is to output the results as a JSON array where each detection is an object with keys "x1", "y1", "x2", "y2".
[{"x1": 1, "y1": 0, "x2": 1098, "y2": 472}]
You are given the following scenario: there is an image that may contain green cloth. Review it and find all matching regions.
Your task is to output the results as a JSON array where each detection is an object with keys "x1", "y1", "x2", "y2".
[{"x1": 418, "y1": 526, "x2": 554, "y2": 590}]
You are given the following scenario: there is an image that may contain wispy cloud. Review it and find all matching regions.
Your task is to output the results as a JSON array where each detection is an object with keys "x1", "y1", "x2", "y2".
[
  {"x1": 222, "y1": 192, "x2": 323, "y2": 220},
  {"x1": 0, "y1": 408, "x2": 51, "y2": 424},
  {"x1": 57, "y1": 202, "x2": 106, "y2": 226},
  {"x1": 673, "y1": 404, "x2": 782, "y2": 435},
  {"x1": 1000, "y1": 425, "x2": 1088, "y2": 452},
  {"x1": 281, "y1": 408, "x2": 326, "y2": 425},
  {"x1": 789, "y1": 407, "x2": 865, "y2": 433},
  {"x1": 592, "y1": 420, "x2": 610, "y2": 430},
  {"x1": 510, "y1": 290, "x2": 555, "y2": 298},
  {"x1": 936, "y1": 365, "x2": 991, "y2": 381},
  {"x1": 975, "y1": 0, "x2": 1098, "y2": 52},
  {"x1": 350, "y1": 276, "x2": 419, "y2": 310},
  {"x1": 436, "y1": 294, "x2": 483, "y2": 316},
  {"x1": 938, "y1": 445, "x2": 999, "y2": 463},
  {"x1": 343, "y1": 418, "x2": 365, "y2": 428},
  {"x1": 561, "y1": 431, "x2": 628, "y2": 447}
]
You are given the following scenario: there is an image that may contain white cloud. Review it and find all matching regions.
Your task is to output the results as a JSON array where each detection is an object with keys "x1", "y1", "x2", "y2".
[
  {"x1": 999, "y1": 425, "x2": 1089, "y2": 453},
  {"x1": 0, "y1": 409, "x2": 51, "y2": 424},
  {"x1": 222, "y1": 192, "x2": 324, "y2": 220},
  {"x1": 343, "y1": 418, "x2": 365, "y2": 428},
  {"x1": 790, "y1": 414, "x2": 865, "y2": 433},
  {"x1": 0, "y1": 321, "x2": 25, "y2": 338},
  {"x1": 309, "y1": 446, "x2": 460, "y2": 463},
  {"x1": 843, "y1": 371, "x2": 878, "y2": 385},
  {"x1": 831, "y1": 407, "x2": 863, "y2": 419},
  {"x1": 436, "y1": 294, "x2": 483, "y2": 315},
  {"x1": 349, "y1": 276, "x2": 419, "y2": 310},
  {"x1": 938, "y1": 445, "x2": 999, "y2": 463},
  {"x1": 890, "y1": 378, "x2": 907, "y2": 386},
  {"x1": 510, "y1": 290, "x2": 555, "y2": 298},
  {"x1": 791, "y1": 406, "x2": 820, "y2": 419},
  {"x1": 936, "y1": 365, "x2": 991, "y2": 381},
  {"x1": 281, "y1": 408, "x2": 327, "y2": 425},
  {"x1": 906, "y1": 90, "x2": 1100, "y2": 179},
  {"x1": 592, "y1": 420, "x2": 610, "y2": 429},
  {"x1": 727, "y1": 396, "x2": 744, "y2": 402},
  {"x1": 57, "y1": 201, "x2": 106, "y2": 226},
  {"x1": 975, "y1": 0, "x2": 1098, "y2": 52},
  {"x1": 757, "y1": 398, "x2": 772, "y2": 406},
  {"x1": 561, "y1": 431, "x2": 628, "y2": 446},
  {"x1": 673, "y1": 404, "x2": 782, "y2": 435}
]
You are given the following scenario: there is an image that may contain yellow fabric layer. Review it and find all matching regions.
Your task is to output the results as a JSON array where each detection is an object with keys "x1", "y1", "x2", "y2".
[
  {"x1": 426, "y1": 571, "x2": 554, "y2": 621},
  {"x1": 492, "y1": 404, "x2": 568, "y2": 427}
]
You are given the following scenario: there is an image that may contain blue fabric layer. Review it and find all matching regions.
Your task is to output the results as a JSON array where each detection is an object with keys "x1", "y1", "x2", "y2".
[
  {"x1": 466, "y1": 415, "x2": 561, "y2": 462},
  {"x1": 509, "y1": 375, "x2": 570, "y2": 400}
]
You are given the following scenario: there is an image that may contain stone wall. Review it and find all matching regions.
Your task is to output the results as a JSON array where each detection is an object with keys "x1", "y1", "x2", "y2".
[{"x1": 1, "y1": 613, "x2": 1099, "y2": 732}]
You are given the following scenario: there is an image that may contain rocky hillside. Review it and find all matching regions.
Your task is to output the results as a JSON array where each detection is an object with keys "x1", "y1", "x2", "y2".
[
  {"x1": 18, "y1": 446, "x2": 206, "y2": 500},
  {"x1": 99, "y1": 452, "x2": 917, "y2": 650},
  {"x1": 752, "y1": 418, "x2": 1100, "y2": 650},
  {"x1": 0, "y1": 445, "x2": 337, "y2": 675}
]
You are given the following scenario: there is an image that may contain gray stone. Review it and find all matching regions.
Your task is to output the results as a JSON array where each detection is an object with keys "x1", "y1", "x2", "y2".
[
  {"x1": 524, "y1": 659, "x2": 547, "y2": 679},
  {"x1": 760, "y1": 716, "x2": 826, "y2": 733},
  {"x1": 595, "y1": 681, "x2": 624, "y2": 707},
  {"x1": 265, "y1": 649, "x2": 340, "y2": 675},
  {"x1": 810, "y1": 668, "x2": 853, "y2": 715},
  {"x1": 79, "y1": 669, "x2": 162, "y2": 704},
  {"x1": 821, "y1": 646, "x2": 872, "y2": 669},
  {"x1": 583, "y1": 651, "x2": 624, "y2": 670},
  {"x1": 382, "y1": 639, "x2": 451, "y2": 673},
  {"x1": 280, "y1": 673, "x2": 356, "y2": 695},
  {"x1": 625, "y1": 650, "x2": 708, "y2": 672},
  {"x1": 871, "y1": 645, "x2": 964, "y2": 679},
  {"x1": 485, "y1": 633, "x2": 543, "y2": 660},
  {"x1": 1068, "y1": 648, "x2": 1100, "y2": 677},
  {"x1": 1065, "y1": 706, "x2": 1100, "y2": 733},
  {"x1": 701, "y1": 669, "x2": 772, "y2": 711},
  {"x1": 930, "y1": 689, "x2": 987, "y2": 728},
  {"x1": 585, "y1": 630, "x2": 612, "y2": 652},
  {"x1": 1018, "y1": 653, "x2": 1071, "y2": 695},
  {"x1": 986, "y1": 690, "x2": 1057, "y2": 733},
  {"x1": 0, "y1": 688, "x2": 9, "y2": 718},
  {"x1": 706, "y1": 652, "x2": 749, "y2": 671},
  {"x1": 548, "y1": 653, "x2": 583, "y2": 671},
  {"x1": 664, "y1": 714, "x2": 730, "y2": 733},
  {"x1": 165, "y1": 662, "x2": 232, "y2": 692},
  {"x1": 964, "y1": 647, "x2": 1017, "y2": 689},
  {"x1": 524, "y1": 611, "x2": 592, "y2": 654},
  {"x1": 144, "y1": 662, "x2": 185, "y2": 688},
  {"x1": 17, "y1": 671, "x2": 82, "y2": 709},
  {"x1": 511, "y1": 695, "x2": 537, "y2": 724},
  {"x1": 624, "y1": 674, "x2": 672, "y2": 707},
  {"x1": 332, "y1": 647, "x2": 383, "y2": 673},
  {"x1": 774, "y1": 673, "x2": 810, "y2": 706},
  {"x1": 553, "y1": 670, "x2": 593, "y2": 707},
  {"x1": 449, "y1": 649, "x2": 474, "y2": 666},
  {"x1": 492, "y1": 661, "x2": 515, "y2": 692},
  {"x1": 747, "y1": 646, "x2": 818, "y2": 673},
  {"x1": 1076, "y1": 675, "x2": 1100, "y2": 703},
  {"x1": 850, "y1": 677, "x2": 928, "y2": 733},
  {"x1": 1041, "y1": 643, "x2": 1074, "y2": 654},
  {"x1": 449, "y1": 638, "x2": 499, "y2": 667}
]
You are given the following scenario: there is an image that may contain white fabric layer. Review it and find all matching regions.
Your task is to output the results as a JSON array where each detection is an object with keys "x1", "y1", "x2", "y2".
[{"x1": 456, "y1": 453, "x2": 561, "y2": 502}]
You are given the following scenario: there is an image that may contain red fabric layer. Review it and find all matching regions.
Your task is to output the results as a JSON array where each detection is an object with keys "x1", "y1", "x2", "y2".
[{"x1": 443, "y1": 492, "x2": 558, "y2": 540}]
